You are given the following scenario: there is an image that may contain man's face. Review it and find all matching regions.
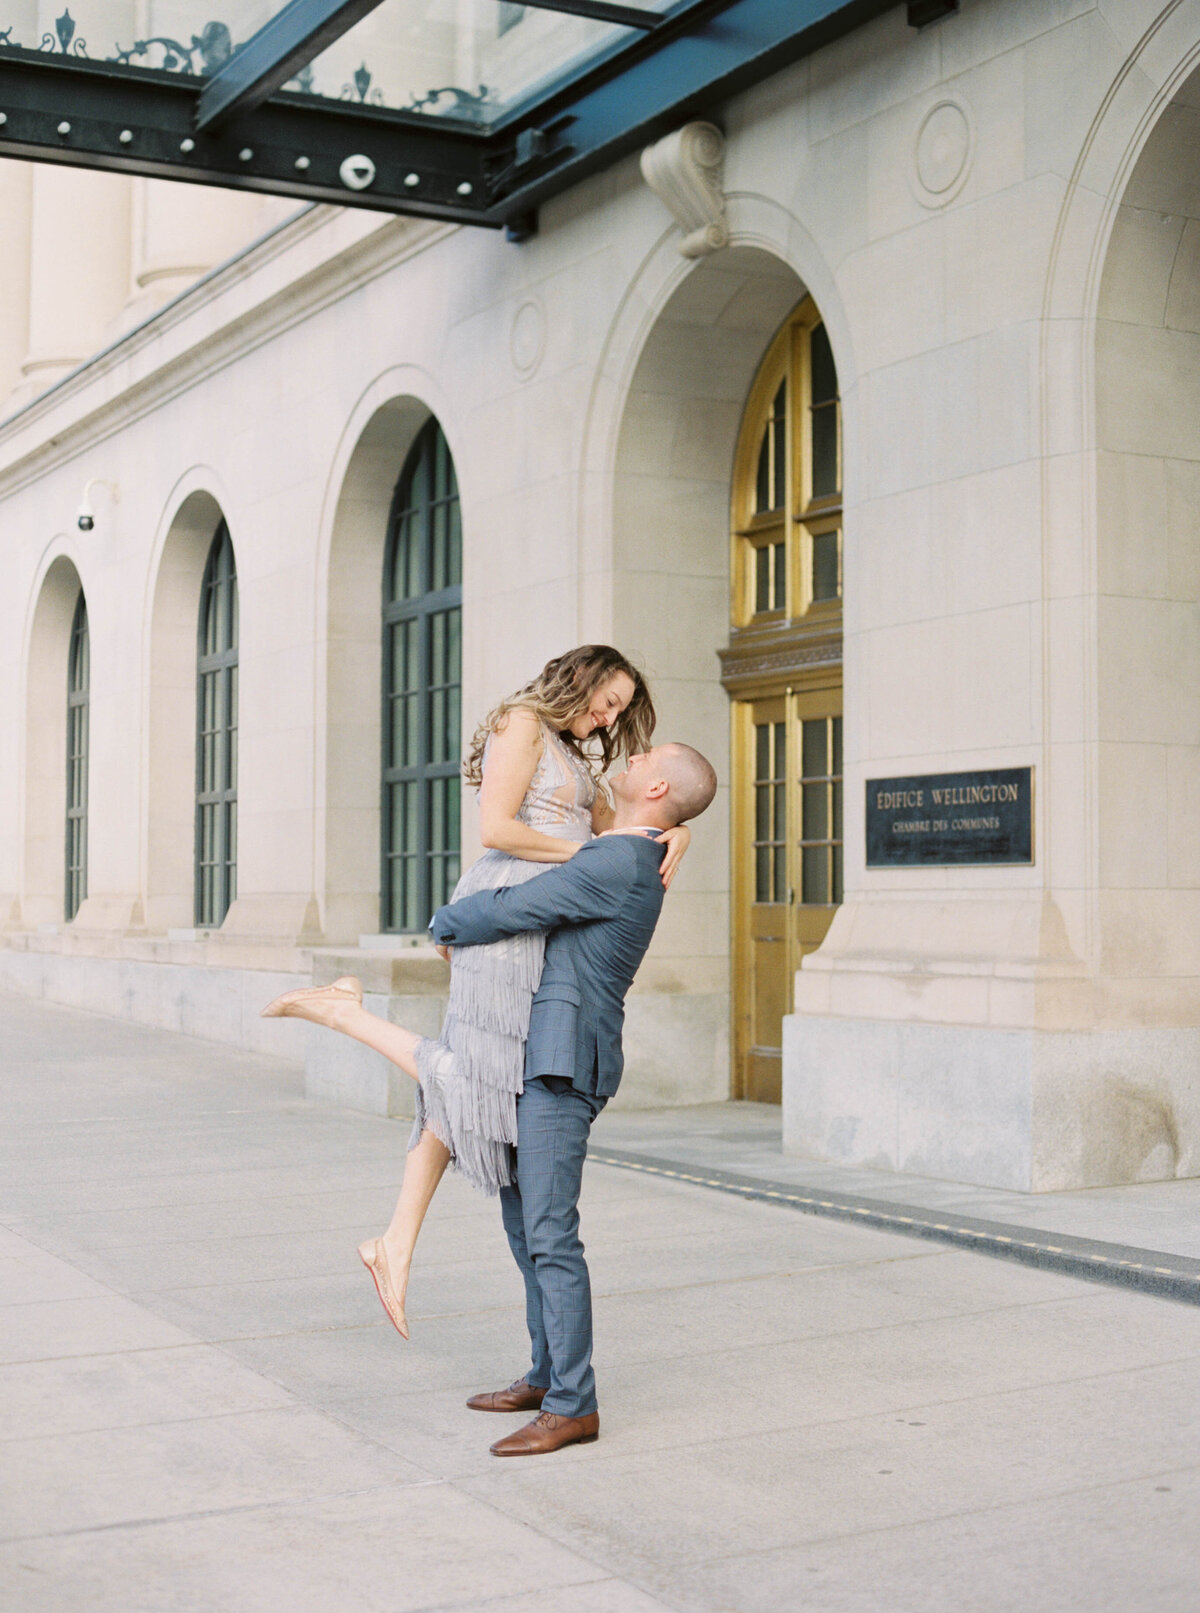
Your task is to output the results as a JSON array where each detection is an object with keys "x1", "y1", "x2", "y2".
[{"x1": 612, "y1": 745, "x2": 673, "y2": 803}]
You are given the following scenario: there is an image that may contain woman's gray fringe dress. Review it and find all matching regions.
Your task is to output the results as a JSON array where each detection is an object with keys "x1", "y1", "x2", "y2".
[{"x1": 410, "y1": 724, "x2": 596, "y2": 1195}]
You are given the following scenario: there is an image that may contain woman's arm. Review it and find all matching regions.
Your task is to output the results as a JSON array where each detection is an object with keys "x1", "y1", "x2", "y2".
[
  {"x1": 478, "y1": 708, "x2": 581, "y2": 864},
  {"x1": 657, "y1": 824, "x2": 690, "y2": 890}
]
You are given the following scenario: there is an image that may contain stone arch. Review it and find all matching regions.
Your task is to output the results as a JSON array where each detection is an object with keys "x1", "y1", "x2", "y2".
[
  {"x1": 1037, "y1": 0, "x2": 1200, "y2": 956},
  {"x1": 580, "y1": 193, "x2": 857, "y2": 638},
  {"x1": 609, "y1": 241, "x2": 809, "y2": 740},
  {"x1": 143, "y1": 486, "x2": 232, "y2": 932},
  {"x1": 23, "y1": 553, "x2": 86, "y2": 926},
  {"x1": 317, "y1": 379, "x2": 452, "y2": 943},
  {"x1": 1091, "y1": 58, "x2": 1200, "y2": 1006}
]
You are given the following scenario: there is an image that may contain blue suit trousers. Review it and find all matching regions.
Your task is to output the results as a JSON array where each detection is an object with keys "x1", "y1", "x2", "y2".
[{"x1": 499, "y1": 1075, "x2": 606, "y2": 1419}]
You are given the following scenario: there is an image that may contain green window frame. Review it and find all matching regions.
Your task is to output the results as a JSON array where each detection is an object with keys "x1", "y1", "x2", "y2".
[
  {"x1": 195, "y1": 523, "x2": 238, "y2": 928},
  {"x1": 382, "y1": 419, "x2": 463, "y2": 932},
  {"x1": 65, "y1": 591, "x2": 89, "y2": 922}
]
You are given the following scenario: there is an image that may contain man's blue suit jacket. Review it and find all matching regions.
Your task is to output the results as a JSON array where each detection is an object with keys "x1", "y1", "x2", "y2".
[{"x1": 430, "y1": 833, "x2": 666, "y2": 1098}]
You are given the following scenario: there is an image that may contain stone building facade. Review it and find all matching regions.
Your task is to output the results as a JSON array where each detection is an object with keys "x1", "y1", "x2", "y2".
[{"x1": 1, "y1": 0, "x2": 1198, "y2": 1191}]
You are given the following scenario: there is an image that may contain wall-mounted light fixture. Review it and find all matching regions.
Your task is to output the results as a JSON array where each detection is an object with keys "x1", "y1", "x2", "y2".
[{"x1": 76, "y1": 478, "x2": 120, "y2": 533}]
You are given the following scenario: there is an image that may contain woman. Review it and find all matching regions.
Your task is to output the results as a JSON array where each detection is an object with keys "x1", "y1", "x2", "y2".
[{"x1": 261, "y1": 645, "x2": 688, "y2": 1339}]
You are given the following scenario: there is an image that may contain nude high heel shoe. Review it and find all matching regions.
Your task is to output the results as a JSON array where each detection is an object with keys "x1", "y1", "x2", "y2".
[
  {"x1": 358, "y1": 1238, "x2": 409, "y2": 1340},
  {"x1": 259, "y1": 975, "x2": 363, "y2": 1020}
]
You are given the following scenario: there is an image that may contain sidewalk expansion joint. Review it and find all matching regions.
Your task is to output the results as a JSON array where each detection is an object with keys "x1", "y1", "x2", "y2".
[{"x1": 589, "y1": 1149, "x2": 1200, "y2": 1308}]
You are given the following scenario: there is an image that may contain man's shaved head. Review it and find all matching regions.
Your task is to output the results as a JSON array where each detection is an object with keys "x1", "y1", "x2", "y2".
[
  {"x1": 658, "y1": 744, "x2": 718, "y2": 825},
  {"x1": 610, "y1": 742, "x2": 718, "y2": 828}
]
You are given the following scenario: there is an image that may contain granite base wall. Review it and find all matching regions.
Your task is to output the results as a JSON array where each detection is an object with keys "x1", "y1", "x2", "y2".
[{"x1": 783, "y1": 1014, "x2": 1200, "y2": 1192}]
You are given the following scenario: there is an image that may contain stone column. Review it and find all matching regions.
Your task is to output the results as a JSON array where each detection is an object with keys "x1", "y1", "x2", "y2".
[
  {"x1": 17, "y1": 165, "x2": 132, "y2": 399},
  {"x1": 11, "y1": 2, "x2": 135, "y2": 400},
  {"x1": 126, "y1": 178, "x2": 263, "y2": 323},
  {"x1": 0, "y1": 160, "x2": 33, "y2": 411}
]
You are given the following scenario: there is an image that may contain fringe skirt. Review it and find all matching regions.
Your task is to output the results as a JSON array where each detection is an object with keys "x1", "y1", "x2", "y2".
[{"x1": 409, "y1": 847, "x2": 567, "y2": 1195}]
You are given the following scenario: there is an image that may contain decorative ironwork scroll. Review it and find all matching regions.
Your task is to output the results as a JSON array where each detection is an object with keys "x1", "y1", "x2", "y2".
[
  {"x1": 111, "y1": 22, "x2": 234, "y2": 75},
  {"x1": 408, "y1": 84, "x2": 491, "y2": 120}
]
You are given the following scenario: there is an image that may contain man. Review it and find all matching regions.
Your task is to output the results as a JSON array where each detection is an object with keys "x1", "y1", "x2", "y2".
[{"x1": 430, "y1": 742, "x2": 718, "y2": 1457}]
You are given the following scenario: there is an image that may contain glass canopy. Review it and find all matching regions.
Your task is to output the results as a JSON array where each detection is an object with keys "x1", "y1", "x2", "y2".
[
  {"x1": 0, "y1": 0, "x2": 896, "y2": 228},
  {"x1": 294, "y1": 0, "x2": 671, "y2": 127},
  {"x1": 0, "y1": 1, "x2": 673, "y2": 128}
]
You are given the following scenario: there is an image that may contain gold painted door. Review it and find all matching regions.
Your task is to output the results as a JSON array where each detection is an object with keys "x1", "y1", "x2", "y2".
[
  {"x1": 734, "y1": 689, "x2": 843, "y2": 1102},
  {"x1": 793, "y1": 691, "x2": 844, "y2": 959},
  {"x1": 742, "y1": 696, "x2": 790, "y2": 1103}
]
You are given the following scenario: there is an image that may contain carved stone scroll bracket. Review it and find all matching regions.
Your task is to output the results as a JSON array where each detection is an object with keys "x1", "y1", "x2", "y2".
[{"x1": 640, "y1": 122, "x2": 729, "y2": 258}]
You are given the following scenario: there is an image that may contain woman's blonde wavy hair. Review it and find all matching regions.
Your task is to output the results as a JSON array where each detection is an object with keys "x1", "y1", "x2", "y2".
[{"x1": 464, "y1": 645, "x2": 656, "y2": 788}]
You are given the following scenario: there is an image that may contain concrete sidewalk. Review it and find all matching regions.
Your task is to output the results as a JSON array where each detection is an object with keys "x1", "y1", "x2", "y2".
[
  {"x1": 2, "y1": 992, "x2": 1198, "y2": 1612},
  {"x1": 594, "y1": 1103, "x2": 1200, "y2": 1261}
]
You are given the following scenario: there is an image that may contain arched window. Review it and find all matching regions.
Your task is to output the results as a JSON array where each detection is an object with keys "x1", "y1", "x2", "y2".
[
  {"x1": 195, "y1": 522, "x2": 238, "y2": 927},
  {"x1": 64, "y1": 591, "x2": 89, "y2": 921},
  {"x1": 382, "y1": 419, "x2": 462, "y2": 932},
  {"x1": 735, "y1": 304, "x2": 842, "y2": 624}
]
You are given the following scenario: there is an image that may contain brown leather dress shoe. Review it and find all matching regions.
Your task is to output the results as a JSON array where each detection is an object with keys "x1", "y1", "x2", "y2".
[
  {"x1": 467, "y1": 1376, "x2": 547, "y2": 1413},
  {"x1": 490, "y1": 1410, "x2": 599, "y2": 1457}
]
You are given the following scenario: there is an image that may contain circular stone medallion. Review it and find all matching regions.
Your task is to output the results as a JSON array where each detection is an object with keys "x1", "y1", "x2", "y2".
[
  {"x1": 913, "y1": 100, "x2": 972, "y2": 206},
  {"x1": 510, "y1": 299, "x2": 547, "y2": 380}
]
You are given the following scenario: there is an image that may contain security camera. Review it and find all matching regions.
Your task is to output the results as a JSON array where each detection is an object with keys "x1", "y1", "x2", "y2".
[{"x1": 76, "y1": 503, "x2": 94, "y2": 532}]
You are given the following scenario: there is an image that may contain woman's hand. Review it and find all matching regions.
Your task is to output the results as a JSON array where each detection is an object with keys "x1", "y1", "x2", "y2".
[
  {"x1": 657, "y1": 823, "x2": 691, "y2": 890},
  {"x1": 435, "y1": 944, "x2": 452, "y2": 964}
]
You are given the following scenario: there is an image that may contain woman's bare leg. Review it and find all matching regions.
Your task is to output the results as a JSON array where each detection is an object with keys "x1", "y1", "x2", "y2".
[
  {"x1": 265, "y1": 979, "x2": 454, "y2": 1336},
  {"x1": 263, "y1": 985, "x2": 423, "y2": 1079},
  {"x1": 329, "y1": 1002, "x2": 422, "y2": 1079},
  {"x1": 378, "y1": 1127, "x2": 452, "y2": 1325}
]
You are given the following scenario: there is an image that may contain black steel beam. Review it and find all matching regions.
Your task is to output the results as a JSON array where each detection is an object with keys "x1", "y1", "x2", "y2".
[
  {"x1": 0, "y1": 0, "x2": 903, "y2": 235},
  {"x1": 195, "y1": 0, "x2": 386, "y2": 132},
  {"x1": 513, "y1": 0, "x2": 661, "y2": 28},
  {"x1": 0, "y1": 49, "x2": 496, "y2": 226},
  {"x1": 483, "y1": 0, "x2": 898, "y2": 224}
]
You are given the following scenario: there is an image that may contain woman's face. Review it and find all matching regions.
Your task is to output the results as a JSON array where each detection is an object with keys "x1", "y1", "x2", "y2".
[{"x1": 567, "y1": 670, "x2": 636, "y2": 740}]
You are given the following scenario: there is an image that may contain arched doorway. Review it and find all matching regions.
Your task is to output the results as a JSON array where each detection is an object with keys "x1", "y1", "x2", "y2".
[
  {"x1": 609, "y1": 243, "x2": 810, "y2": 1104},
  {"x1": 722, "y1": 299, "x2": 844, "y2": 1102},
  {"x1": 1090, "y1": 58, "x2": 1200, "y2": 1082}
]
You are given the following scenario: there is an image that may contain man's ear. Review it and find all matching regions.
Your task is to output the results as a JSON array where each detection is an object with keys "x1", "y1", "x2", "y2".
[{"x1": 645, "y1": 776, "x2": 669, "y2": 802}]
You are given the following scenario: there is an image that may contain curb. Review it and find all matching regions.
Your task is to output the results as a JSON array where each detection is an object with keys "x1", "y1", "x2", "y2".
[{"x1": 590, "y1": 1148, "x2": 1200, "y2": 1307}]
